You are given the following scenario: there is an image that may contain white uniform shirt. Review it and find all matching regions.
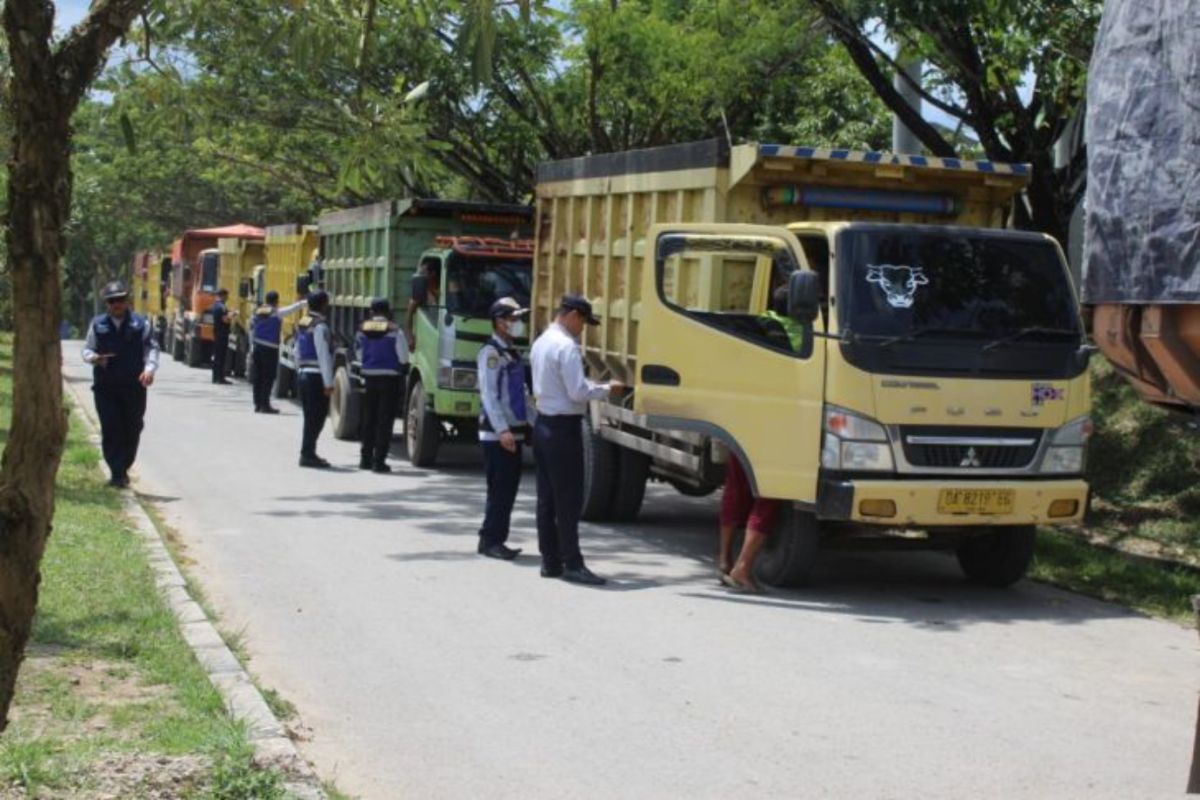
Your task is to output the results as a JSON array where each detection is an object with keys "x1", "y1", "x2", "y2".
[
  {"x1": 299, "y1": 315, "x2": 335, "y2": 387},
  {"x1": 530, "y1": 322, "x2": 608, "y2": 416}
]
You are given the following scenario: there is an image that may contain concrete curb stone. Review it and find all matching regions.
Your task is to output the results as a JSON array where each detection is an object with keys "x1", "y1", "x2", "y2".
[{"x1": 64, "y1": 376, "x2": 327, "y2": 800}]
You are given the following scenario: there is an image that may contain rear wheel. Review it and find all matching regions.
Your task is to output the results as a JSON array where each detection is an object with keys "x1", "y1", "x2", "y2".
[
  {"x1": 232, "y1": 335, "x2": 247, "y2": 378},
  {"x1": 330, "y1": 366, "x2": 361, "y2": 441},
  {"x1": 170, "y1": 326, "x2": 184, "y2": 362},
  {"x1": 610, "y1": 449, "x2": 650, "y2": 522},
  {"x1": 754, "y1": 505, "x2": 821, "y2": 588},
  {"x1": 580, "y1": 416, "x2": 618, "y2": 521},
  {"x1": 184, "y1": 332, "x2": 204, "y2": 367},
  {"x1": 956, "y1": 525, "x2": 1037, "y2": 587},
  {"x1": 669, "y1": 478, "x2": 721, "y2": 497},
  {"x1": 273, "y1": 361, "x2": 295, "y2": 399},
  {"x1": 405, "y1": 378, "x2": 440, "y2": 467}
]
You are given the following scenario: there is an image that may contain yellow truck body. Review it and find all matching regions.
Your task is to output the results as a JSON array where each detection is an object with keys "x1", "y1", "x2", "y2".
[
  {"x1": 264, "y1": 223, "x2": 318, "y2": 341},
  {"x1": 217, "y1": 237, "x2": 266, "y2": 377},
  {"x1": 534, "y1": 140, "x2": 1091, "y2": 586}
]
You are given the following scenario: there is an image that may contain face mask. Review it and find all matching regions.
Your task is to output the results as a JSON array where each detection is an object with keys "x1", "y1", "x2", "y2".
[{"x1": 508, "y1": 320, "x2": 526, "y2": 339}]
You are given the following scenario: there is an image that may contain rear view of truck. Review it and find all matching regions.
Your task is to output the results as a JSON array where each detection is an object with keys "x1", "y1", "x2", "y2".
[
  {"x1": 316, "y1": 199, "x2": 532, "y2": 464},
  {"x1": 535, "y1": 140, "x2": 1091, "y2": 587},
  {"x1": 1085, "y1": 0, "x2": 1200, "y2": 411},
  {"x1": 264, "y1": 223, "x2": 319, "y2": 399},
  {"x1": 218, "y1": 235, "x2": 266, "y2": 378}
]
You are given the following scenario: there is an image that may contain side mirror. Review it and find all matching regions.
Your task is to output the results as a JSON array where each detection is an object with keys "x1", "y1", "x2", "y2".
[
  {"x1": 1073, "y1": 343, "x2": 1099, "y2": 371},
  {"x1": 296, "y1": 274, "x2": 312, "y2": 296},
  {"x1": 787, "y1": 270, "x2": 821, "y2": 323},
  {"x1": 238, "y1": 279, "x2": 252, "y2": 300}
]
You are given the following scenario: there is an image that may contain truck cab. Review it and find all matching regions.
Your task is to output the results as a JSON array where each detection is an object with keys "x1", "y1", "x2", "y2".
[{"x1": 402, "y1": 237, "x2": 534, "y2": 465}]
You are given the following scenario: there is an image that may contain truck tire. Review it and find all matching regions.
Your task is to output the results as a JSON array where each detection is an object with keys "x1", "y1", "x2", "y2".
[
  {"x1": 610, "y1": 449, "x2": 650, "y2": 522},
  {"x1": 232, "y1": 335, "x2": 247, "y2": 378},
  {"x1": 956, "y1": 525, "x2": 1037, "y2": 588},
  {"x1": 185, "y1": 332, "x2": 204, "y2": 368},
  {"x1": 273, "y1": 361, "x2": 295, "y2": 399},
  {"x1": 171, "y1": 327, "x2": 184, "y2": 362},
  {"x1": 405, "y1": 378, "x2": 440, "y2": 467},
  {"x1": 754, "y1": 505, "x2": 821, "y2": 588},
  {"x1": 330, "y1": 366, "x2": 361, "y2": 441},
  {"x1": 581, "y1": 416, "x2": 618, "y2": 521}
]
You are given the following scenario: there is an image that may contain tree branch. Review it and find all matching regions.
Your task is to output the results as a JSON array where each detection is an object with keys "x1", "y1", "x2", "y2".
[{"x1": 53, "y1": 0, "x2": 150, "y2": 102}]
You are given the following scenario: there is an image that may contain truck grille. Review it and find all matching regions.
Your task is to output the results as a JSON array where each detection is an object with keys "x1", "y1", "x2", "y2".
[{"x1": 900, "y1": 426, "x2": 1041, "y2": 470}]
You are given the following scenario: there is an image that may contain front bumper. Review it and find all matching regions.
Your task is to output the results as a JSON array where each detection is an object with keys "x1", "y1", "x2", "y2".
[
  {"x1": 432, "y1": 387, "x2": 480, "y2": 419},
  {"x1": 817, "y1": 477, "x2": 1088, "y2": 526}
]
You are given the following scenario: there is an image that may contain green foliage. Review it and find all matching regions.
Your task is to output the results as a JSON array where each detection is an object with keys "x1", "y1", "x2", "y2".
[{"x1": 207, "y1": 747, "x2": 285, "y2": 800}]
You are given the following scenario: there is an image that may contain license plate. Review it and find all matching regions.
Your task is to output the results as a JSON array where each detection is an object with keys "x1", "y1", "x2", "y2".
[{"x1": 937, "y1": 488, "x2": 1015, "y2": 515}]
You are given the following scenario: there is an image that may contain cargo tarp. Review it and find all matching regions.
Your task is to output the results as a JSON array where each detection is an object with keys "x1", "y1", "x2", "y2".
[{"x1": 1082, "y1": 0, "x2": 1200, "y2": 303}]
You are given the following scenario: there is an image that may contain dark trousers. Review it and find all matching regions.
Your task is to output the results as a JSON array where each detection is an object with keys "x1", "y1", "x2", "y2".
[
  {"x1": 212, "y1": 334, "x2": 229, "y2": 382},
  {"x1": 480, "y1": 440, "x2": 523, "y2": 547},
  {"x1": 534, "y1": 415, "x2": 585, "y2": 570},
  {"x1": 299, "y1": 372, "x2": 329, "y2": 458},
  {"x1": 359, "y1": 374, "x2": 401, "y2": 464},
  {"x1": 93, "y1": 382, "x2": 147, "y2": 481},
  {"x1": 252, "y1": 345, "x2": 279, "y2": 410}
]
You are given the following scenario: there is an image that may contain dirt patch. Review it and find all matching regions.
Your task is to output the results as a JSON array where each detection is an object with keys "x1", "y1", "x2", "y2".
[{"x1": 1, "y1": 753, "x2": 211, "y2": 799}]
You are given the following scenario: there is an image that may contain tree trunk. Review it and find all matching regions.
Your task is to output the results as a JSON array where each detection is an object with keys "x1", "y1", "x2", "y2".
[{"x1": 0, "y1": 0, "x2": 149, "y2": 732}]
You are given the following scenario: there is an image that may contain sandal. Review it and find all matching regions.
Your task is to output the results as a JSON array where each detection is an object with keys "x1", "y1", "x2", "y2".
[{"x1": 720, "y1": 573, "x2": 763, "y2": 595}]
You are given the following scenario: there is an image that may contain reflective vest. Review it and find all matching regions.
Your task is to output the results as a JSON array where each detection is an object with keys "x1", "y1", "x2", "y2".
[
  {"x1": 252, "y1": 306, "x2": 282, "y2": 347},
  {"x1": 357, "y1": 318, "x2": 403, "y2": 375},
  {"x1": 91, "y1": 313, "x2": 147, "y2": 387},
  {"x1": 296, "y1": 315, "x2": 328, "y2": 368}
]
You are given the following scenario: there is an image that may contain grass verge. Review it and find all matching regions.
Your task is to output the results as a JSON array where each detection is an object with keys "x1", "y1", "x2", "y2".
[
  {"x1": 0, "y1": 335, "x2": 288, "y2": 798},
  {"x1": 1033, "y1": 528, "x2": 1200, "y2": 624}
]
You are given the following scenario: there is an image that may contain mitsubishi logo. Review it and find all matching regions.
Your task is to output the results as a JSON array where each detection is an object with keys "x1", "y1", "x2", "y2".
[{"x1": 960, "y1": 447, "x2": 983, "y2": 468}]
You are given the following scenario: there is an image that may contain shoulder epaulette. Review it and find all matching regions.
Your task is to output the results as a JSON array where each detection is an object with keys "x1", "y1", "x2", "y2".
[
  {"x1": 256, "y1": 305, "x2": 274, "y2": 316},
  {"x1": 361, "y1": 319, "x2": 391, "y2": 333},
  {"x1": 297, "y1": 315, "x2": 314, "y2": 329}
]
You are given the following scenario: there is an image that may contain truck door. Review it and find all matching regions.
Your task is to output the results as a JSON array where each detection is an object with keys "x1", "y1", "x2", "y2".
[{"x1": 636, "y1": 224, "x2": 827, "y2": 504}]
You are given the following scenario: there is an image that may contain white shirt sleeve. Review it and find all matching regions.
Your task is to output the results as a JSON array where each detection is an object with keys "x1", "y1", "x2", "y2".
[
  {"x1": 395, "y1": 329, "x2": 410, "y2": 365},
  {"x1": 477, "y1": 345, "x2": 508, "y2": 435},
  {"x1": 142, "y1": 320, "x2": 160, "y2": 374},
  {"x1": 82, "y1": 323, "x2": 99, "y2": 364},
  {"x1": 314, "y1": 324, "x2": 335, "y2": 387},
  {"x1": 276, "y1": 300, "x2": 306, "y2": 318},
  {"x1": 560, "y1": 342, "x2": 609, "y2": 403}
]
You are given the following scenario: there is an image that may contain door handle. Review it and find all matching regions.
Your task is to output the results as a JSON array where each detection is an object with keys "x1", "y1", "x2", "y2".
[{"x1": 642, "y1": 364, "x2": 681, "y2": 386}]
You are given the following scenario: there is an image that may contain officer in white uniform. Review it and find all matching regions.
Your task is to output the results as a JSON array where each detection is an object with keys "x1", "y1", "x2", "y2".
[
  {"x1": 529, "y1": 294, "x2": 624, "y2": 585},
  {"x1": 476, "y1": 297, "x2": 533, "y2": 560}
]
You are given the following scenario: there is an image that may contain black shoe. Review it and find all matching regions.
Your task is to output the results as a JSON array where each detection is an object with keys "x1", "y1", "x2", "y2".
[
  {"x1": 215, "y1": 379, "x2": 232, "y2": 385},
  {"x1": 562, "y1": 565, "x2": 606, "y2": 586},
  {"x1": 359, "y1": 456, "x2": 373, "y2": 470},
  {"x1": 253, "y1": 406, "x2": 262, "y2": 413},
  {"x1": 299, "y1": 455, "x2": 331, "y2": 469},
  {"x1": 479, "y1": 542, "x2": 521, "y2": 560},
  {"x1": 261, "y1": 406, "x2": 280, "y2": 415},
  {"x1": 540, "y1": 564, "x2": 564, "y2": 578},
  {"x1": 107, "y1": 477, "x2": 126, "y2": 489},
  {"x1": 372, "y1": 463, "x2": 392, "y2": 474}
]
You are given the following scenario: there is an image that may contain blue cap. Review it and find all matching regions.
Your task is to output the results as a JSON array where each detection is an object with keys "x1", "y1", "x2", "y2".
[{"x1": 559, "y1": 293, "x2": 600, "y2": 325}]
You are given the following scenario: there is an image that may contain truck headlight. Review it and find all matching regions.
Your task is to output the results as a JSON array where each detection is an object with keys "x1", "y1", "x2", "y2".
[
  {"x1": 1041, "y1": 415, "x2": 1091, "y2": 474},
  {"x1": 438, "y1": 366, "x2": 478, "y2": 391},
  {"x1": 821, "y1": 405, "x2": 893, "y2": 471}
]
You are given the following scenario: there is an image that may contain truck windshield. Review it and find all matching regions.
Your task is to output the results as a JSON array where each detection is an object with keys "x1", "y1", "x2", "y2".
[
  {"x1": 199, "y1": 253, "x2": 220, "y2": 294},
  {"x1": 838, "y1": 227, "x2": 1080, "y2": 345},
  {"x1": 445, "y1": 256, "x2": 532, "y2": 318}
]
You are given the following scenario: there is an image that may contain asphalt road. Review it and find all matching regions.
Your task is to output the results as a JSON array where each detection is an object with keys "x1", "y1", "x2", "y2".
[{"x1": 63, "y1": 344, "x2": 1198, "y2": 799}]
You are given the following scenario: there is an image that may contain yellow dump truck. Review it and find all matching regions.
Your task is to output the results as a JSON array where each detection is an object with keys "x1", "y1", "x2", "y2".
[
  {"x1": 130, "y1": 250, "x2": 169, "y2": 343},
  {"x1": 534, "y1": 140, "x2": 1092, "y2": 587},
  {"x1": 217, "y1": 236, "x2": 266, "y2": 378},
  {"x1": 262, "y1": 223, "x2": 320, "y2": 398}
]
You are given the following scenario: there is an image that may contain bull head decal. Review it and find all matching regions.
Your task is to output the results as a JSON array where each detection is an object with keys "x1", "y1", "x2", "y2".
[{"x1": 866, "y1": 264, "x2": 929, "y2": 309}]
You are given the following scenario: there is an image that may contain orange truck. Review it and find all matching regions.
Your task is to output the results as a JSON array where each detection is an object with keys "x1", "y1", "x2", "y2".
[{"x1": 165, "y1": 224, "x2": 265, "y2": 367}]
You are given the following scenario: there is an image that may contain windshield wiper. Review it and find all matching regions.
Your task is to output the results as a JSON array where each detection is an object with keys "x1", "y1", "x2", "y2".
[{"x1": 981, "y1": 326, "x2": 1079, "y2": 352}]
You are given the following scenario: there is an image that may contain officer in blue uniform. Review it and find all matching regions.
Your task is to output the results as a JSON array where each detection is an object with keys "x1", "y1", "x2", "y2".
[
  {"x1": 476, "y1": 297, "x2": 533, "y2": 560},
  {"x1": 355, "y1": 298, "x2": 409, "y2": 472},
  {"x1": 296, "y1": 290, "x2": 335, "y2": 468},
  {"x1": 210, "y1": 288, "x2": 236, "y2": 385},
  {"x1": 81, "y1": 281, "x2": 160, "y2": 488},
  {"x1": 250, "y1": 290, "x2": 306, "y2": 414}
]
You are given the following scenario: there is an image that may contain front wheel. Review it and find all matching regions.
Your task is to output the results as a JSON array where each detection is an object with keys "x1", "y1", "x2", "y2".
[
  {"x1": 184, "y1": 333, "x2": 204, "y2": 367},
  {"x1": 273, "y1": 361, "x2": 295, "y2": 399},
  {"x1": 405, "y1": 379, "x2": 440, "y2": 467},
  {"x1": 754, "y1": 505, "x2": 821, "y2": 588},
  {"x1": 956, "y1": 525, "x2": 1037, "y2": 587},
  {"x1": 330, "y1": 366, "x2": 361, "y2": 441},
  {"x1": 580, "y1": 415, "x2": 618, "y2": 521}
]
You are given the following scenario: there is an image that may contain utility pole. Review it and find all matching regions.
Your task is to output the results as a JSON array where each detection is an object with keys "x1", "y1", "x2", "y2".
[{"x1": 892, "y1": 54, "x2": 923, "y2": 154}]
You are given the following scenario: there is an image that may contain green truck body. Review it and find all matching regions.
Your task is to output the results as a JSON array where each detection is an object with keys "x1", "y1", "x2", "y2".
[{"x1": 312, "y1": 199, "x2": 533, "y2": 465}]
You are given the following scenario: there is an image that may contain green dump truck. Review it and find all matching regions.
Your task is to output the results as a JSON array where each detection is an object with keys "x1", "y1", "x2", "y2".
[{"x1": 313, "y1": 199, "x2": 533, "y2": 466}]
